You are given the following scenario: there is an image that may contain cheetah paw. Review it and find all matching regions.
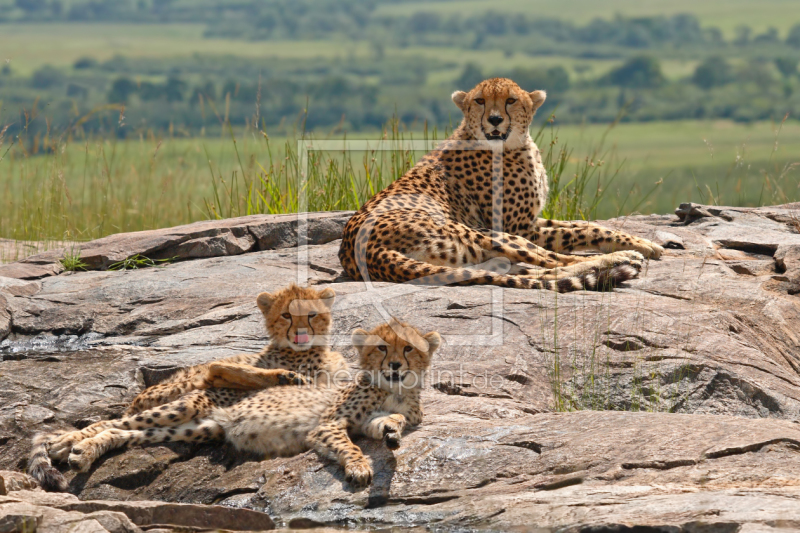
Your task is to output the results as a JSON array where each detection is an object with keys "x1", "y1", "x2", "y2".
[
  {"x1": 68, "y1": 441, "x2": 99, "y2": 473},
  {"x1": 631, "y1": 239, "x2": 664, "y2": 259},
  {"x1": 383, "y1": 430, "x2": 402, "y2": 450},
  {"x1": 49, "y1": 431, "x2": 84, "y2": 461},
  {"x1": 278, "y1": 371, "x2": 308, "y2": 386},
  {"x1": 344, "y1": 459, "x2": 373, "y2": 489}
]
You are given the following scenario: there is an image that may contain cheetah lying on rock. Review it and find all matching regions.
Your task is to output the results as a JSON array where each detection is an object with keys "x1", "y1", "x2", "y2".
[
  {"x1": 339, "y1": 78, "x2": 663, "y2": 292},
  {"x1": 29, "y1": 284, "x2": 348, "y2": 491},
  {"x1": 34, "y1": 319, "x2": 439, "y2": 490}
]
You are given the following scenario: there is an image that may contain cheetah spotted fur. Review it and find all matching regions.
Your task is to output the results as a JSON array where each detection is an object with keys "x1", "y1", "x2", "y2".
[{"x1": 339, "y1": 78, "x2": 664, "y2": 292}]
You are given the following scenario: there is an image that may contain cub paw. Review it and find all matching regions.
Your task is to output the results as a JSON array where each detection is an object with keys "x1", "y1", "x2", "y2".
[
  {"x1": 382, "y1": 415, "x2": 405, "y2": 450},
  {"x1": 49, "y1": 431, "x2": 83, "y2": 461},
  {"x1": 383, "y1": 431, "x2": 402, "y2": 450},
  {"x1": 278, "y1": 371, "x2": 308, "y2": 386},
  {"x1": 344, "y1": 459, "x2": 373, "y2": 489},
  {"x1": 67, "y1": 442, "x2": 97, "y2": 473}
]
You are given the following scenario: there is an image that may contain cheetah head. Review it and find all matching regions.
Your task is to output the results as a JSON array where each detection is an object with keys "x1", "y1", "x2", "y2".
[
  {"x1": 451, "y1": 77, "x2": 546, "y2": 150},
  {"x1": 352, "y1": 318, "x2": 440, "y2": 394},
  {"x1": 256, "y1": 284, "x2": 335, "y2": 351}
]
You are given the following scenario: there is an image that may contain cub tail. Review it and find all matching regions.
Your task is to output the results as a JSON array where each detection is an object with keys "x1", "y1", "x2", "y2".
[{"x1": 28, "y1": 432, "x2": 68, "y2": 492}]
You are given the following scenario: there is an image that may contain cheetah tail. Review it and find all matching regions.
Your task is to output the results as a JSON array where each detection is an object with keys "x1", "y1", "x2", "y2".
[
  {"x1": 28, "y1": 432, "x2": 69, "y2": 492},
  {"x1": 590, "y1": 264, "x2": 640, "y2": 291}
]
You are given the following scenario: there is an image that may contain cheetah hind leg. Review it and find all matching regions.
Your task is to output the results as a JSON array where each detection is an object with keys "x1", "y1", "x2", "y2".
[
  {"x1": 68, "y1": 419, "x2": 223, "y2": 473},
  {"x1": 513, "y1": 251, "x2": 644, "y2": 291},
  {"x1": 51, "y1": 390, "x2": 220, "y2": 462}
]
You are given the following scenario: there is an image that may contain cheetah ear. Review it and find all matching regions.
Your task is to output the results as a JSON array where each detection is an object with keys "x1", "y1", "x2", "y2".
[
  {"x1": 451, "y1": 91, "x2": 468, "y2": 111},
  {"x1": 423, "y1": 331, "x2": 441, "y2": 356},
  {"x1": 528, "y1": 90, "x2": 546, "y2": 112},
  {"x1": 256, "y1": 292, "x2": 276, "y2": 315},
  {"x1": 319, "y1": 287, "x2": 336, "y2": 310},
  {"x1": 351, "y1": 328, "x2": 370, "y2": 354}
]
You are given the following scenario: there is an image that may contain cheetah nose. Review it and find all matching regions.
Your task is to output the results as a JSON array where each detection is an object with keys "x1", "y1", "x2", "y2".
[
  {"x1": 389, "y1": 362, "x2": 402, "y2": 371},
  {"x1": 295, "y1": 328, "x2": 310, "y2": 344},
  {"x1": 488, "y1": 115, "x2": 504, "y2": 127}
]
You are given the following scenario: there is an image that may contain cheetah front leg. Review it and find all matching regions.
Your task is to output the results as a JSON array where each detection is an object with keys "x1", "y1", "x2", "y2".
[
  {"x1": 68, "y1": 419, "x2": 223, "y2": 473},
  {"x1": 362, "y1": 412, "x2": 406, "y2": 450},
  {"x1": 205, "y1": 362, "x2": 308, "y2": 389},
  {"x1": 524, "y1": 219, "x2": 664, "y2": 259},
  {"x1": 308, "y1": 421, "x2": 372, "y2": 489}
]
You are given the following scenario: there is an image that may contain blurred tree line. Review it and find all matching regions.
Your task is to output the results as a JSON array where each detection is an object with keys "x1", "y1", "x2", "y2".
[{"x1": 1, "y1": 2, "x2": 800, "y2": 138}]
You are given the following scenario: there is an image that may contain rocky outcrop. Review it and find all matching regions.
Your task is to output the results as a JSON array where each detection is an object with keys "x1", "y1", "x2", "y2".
[
  {"x1": 0, "y1": 476, "x2": 274, "y2": 531},
  {"x1": 1, "y1": 203, "x2": 799, "y2": 531}
]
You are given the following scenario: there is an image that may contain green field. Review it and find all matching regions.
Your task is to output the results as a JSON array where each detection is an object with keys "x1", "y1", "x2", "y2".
[
  {"x1": 375, "y1": 0, "x2": 800, "y2": 37},
  {"x1": 2, "y1": 119, "x2": 797, "y2": 252}
]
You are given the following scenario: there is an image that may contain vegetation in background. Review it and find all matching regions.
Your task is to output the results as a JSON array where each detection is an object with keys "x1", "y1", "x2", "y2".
[{"x1": 2, "y1": 4, "x2": 800, "y2": 141}]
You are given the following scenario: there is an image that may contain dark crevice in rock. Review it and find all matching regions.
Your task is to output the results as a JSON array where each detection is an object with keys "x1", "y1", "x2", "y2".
[
  {"x1": 621, "y1": 459, "x2": 697, "y2": 470},
  {"x1": 433, "y1": 382, "x2": 479, "y2": 397},
  {"x1": 603, "y1": 333, "x2": 665, "y2": 352},
  {"x1": 501, "y1": 441, "x2": 543, "y2": 454},
  {"x1": 534, "y1": 475, "x2": 584, "y2": 491},
  {"x1": 716, "y1": 240, "x2": 778, "y2": 257},
  {"x1": 446, "y1": 302, "x2": 483, "y2": 310},
  {"x1": 639, "y1": 290, "x2": 693, "y2": 301},
  {"x1": 212, "y1": 487, "x2": 260, "y2": 504},
  {"x1": 388, "y1": 494, "x2": 459, "y2": 506},
  {"x1": 505, "y1": 373, "x2": 530, "y2": 385},
  {"x1": 486, "y1": 314, "x2": 521, "y2": 328},
  {"x1": 306, "y1": 262, "x2": 340, "y2": 276},
  {"x1": 704, "y1": 438, "x2": 800, "y2": 460},
  {"x1": 431, "y1": 313, "x2": 477, "y2": 321}
]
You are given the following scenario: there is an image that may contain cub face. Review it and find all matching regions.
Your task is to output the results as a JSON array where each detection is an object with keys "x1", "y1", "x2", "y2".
[
  {"x1": 352, "y1": 319, "x2": 440, "y2": 393},
  {"x1": 256, "y1": 284, "x2": 335, "y2": 351},
  {"x1": 451, "y1": 77, "x2": 546, "y2": 151}
]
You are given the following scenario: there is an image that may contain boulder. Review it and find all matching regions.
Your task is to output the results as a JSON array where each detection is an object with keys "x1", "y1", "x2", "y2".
[
  {"x1": 1, "y1": 204, "x2": 800, "y2": 531},
  {"x1": 0, "y1": 211, "x2": 353, "y2": 279}
]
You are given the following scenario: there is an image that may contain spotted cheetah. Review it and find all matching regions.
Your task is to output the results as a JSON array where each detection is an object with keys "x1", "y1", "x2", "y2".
[
  {"x1": 339, "y1": 78, "x2": 664, "y2": 292},
  {"x1": 29, "y1": 284, "x2": 348, "y2": 492},
  {"x1": 44, "y1": 320, "x2": 438, "y2": 490}
]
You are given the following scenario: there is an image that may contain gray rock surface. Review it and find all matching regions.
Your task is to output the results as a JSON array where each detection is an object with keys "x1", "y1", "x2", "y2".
[
  {"x1": 0, "y1": 484, "x2": 274, "y2": 531},
  {"x1": 1, "y1": 203, "x2": 800, "y2": 531}
]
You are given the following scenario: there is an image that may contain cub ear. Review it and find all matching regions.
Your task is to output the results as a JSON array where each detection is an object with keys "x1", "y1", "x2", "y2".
[
  {"x1": 351, "y1": 328, "x2": 370, "y2": 354},
  {"x1": 256, "y1": 292, "x2": 275, "y2": 315},
  {"x1": 423, "y1": 331, "x2": 442, "y2": 356},
  {"x1": 319, "y1": 287, "x2": 336, "y2": 310},
  {"x1": 451, "y1": 90, "x2": 468, "y2": 111},
  {"x1": 528, "y1": 90, "x2": 546, "y2": 112}
]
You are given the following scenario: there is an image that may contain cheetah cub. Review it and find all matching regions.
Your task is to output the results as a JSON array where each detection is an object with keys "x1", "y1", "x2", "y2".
[
  {"x1": 50, "y1": 319, "x2": 438, "y2": 490},
  {"x1": 29, "y1": 284, "x2": 348, "y2": 492}
]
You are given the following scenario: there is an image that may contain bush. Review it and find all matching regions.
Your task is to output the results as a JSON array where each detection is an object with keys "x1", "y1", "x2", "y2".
[
  {"x1": 788, "y1": 24, "x2": 800, "y2": 48},
  {"x1": 73, "y1": 56, "x2": 98, "y2": 69},
  {"x1": 775, "y1": 57, "x2": 798, "y2": 78},
  {"x1": 692, "y1": 56, "x2": 732, "y2": 89},
  {"x1": 607, "y1": 56, "x2": 664, "y2": 88},
  {"x1": 509, "y1": 66, "x2": 570, "y2": 93},
  {"x1": 107, "y1": 76, "x2": 136, "y2": 104},
  {"x1": 31, "y1": 65, "x2": 64, "y2": 89}
]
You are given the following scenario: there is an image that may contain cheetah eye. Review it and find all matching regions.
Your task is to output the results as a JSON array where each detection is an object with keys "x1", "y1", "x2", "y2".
[
  {"x1": 404, "y1": 346, "x2": 413, "y2": 353},
  {"x1": 506, "y1": 98, "x2": 517, "y2": 105},
  {"x1": 377, "y1": 345, "x2": 387, "y2": 353},
  {"x1": 475, "y1": 98, "x2": 485, "y2": 105},
  {"x1": 281, "y1": 313, "x2": 291, "y2": 319},
  {"x1": 308, "y1": 312, "x2": 317, "y2": 318}
]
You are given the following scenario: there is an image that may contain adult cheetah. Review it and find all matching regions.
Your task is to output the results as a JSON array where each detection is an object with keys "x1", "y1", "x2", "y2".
[
  {"x1": 29, "y1": 284, "x2": 348, "y2": 491},
  {"x1": 35, "y1": 319, "x2": 439, "y2": 490},
  {"x1": 339, "y1": 78, "x2": 663, "y2": 292}
]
